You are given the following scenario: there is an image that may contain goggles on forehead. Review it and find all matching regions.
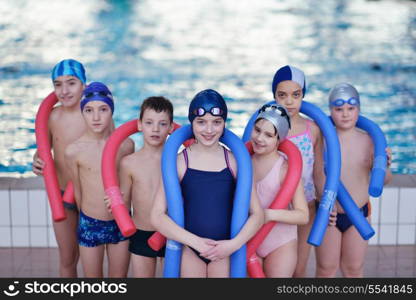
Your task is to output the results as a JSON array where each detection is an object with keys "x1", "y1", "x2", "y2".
[
  {"x1": 84, "y1": 90, "x2": 113, "y2": 100},
  {"x1": 330, "y1": 97, "x2": 360, "y2": 107},
  {"x1": 259, "y1": 104, "x2": 291, "y2": 128},
  {"x1": 193, "y1": 107, "x2": 224, "y2": 118}
]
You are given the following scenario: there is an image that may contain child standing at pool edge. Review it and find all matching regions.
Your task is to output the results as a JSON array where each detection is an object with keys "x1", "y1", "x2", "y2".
[
  {"x1": 106, "y1": 96, "x2": 174, "y2": 277},
  {"x1": 151, "y1": 89, "x2": 263, "y2": 278},
  {"x1": 65, "y1": 82, "x2": 134, "y2": 277},
  {"x1": 272, "y1": 65, "x2": 325, "y2": 277},
  {"x1": 32, "y1": 59, "x2": 87, "y2": 277},
  {"x1": 251, "y1": 103, "x2": 309, "y2": 277},
  {"x1": 315, "y1": 83, "x2": 392, "y2": 277}
]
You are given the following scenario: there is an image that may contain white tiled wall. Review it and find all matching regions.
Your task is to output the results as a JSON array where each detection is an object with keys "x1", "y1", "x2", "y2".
[
  {"x1": 0, "y1": 183, "x2": 415, "y2": 247},
  {"x1": 0, "y1": 189, "x2": 57, "y2": 247},
  {"x1": 369, "y1": 187, "x2": 416, "y2": 246}
]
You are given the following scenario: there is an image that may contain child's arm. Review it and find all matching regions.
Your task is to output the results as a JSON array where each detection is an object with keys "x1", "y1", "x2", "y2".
[
  {"x1": 118, "y1": 156, "x2": 133, "y2": 211},
  {"x1": 384, "y1": 147, "x2": 393, "y2": 184},
  {"x1": 150, "y1": 155, "x2": 216, "y2": 254},
  {"x1": 312, "y1": 123, "x2": 326, "y2": 200},
  {"x1": 264, "y1": 179, "x2": 309, "y2": 225},
  {"x1": 64, "y1": 144, "x2": 82, "y2": 208}
]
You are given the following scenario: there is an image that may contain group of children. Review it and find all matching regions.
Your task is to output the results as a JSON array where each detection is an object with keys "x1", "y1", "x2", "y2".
[{"x1": 32, "y1": 59, "x2": 392, "y2": 278}]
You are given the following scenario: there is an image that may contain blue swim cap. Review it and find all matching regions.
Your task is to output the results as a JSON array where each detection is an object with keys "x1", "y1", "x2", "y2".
[
  {"x1": 51, "y1": 59, "x2": 86, "y2": 84},
  {"x1": 188, "y1": 89, "x2": 228, "y2": 123},
  {"x1": 272, "y1": 65, "x2": 306, "y2": 98},
  {"x1": 80, "y1": 82, "x2": 114, "y2": 114}
]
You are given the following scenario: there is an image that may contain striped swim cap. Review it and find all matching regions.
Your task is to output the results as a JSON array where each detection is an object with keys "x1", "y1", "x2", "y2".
[
  {"x1": 51, "y1": 59, "x2": 86, "y2": 84},
  {"x1": 272, "y1": 65, "x2": 306, "y2": 98}
]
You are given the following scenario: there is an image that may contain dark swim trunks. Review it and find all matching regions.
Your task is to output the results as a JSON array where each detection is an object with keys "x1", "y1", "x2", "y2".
[
  {"x1": 77, "y1": 210, "x2": 127, "y2": 247},
  {"x1": 60, "y1": 189, "x2": 77, "y2": 211},
  {"x1": 315, "y1": 202, "x2": 370, "y2": 233},
  {"x1": 129, "y1": 229, "x2": 165, "y2": 258}
]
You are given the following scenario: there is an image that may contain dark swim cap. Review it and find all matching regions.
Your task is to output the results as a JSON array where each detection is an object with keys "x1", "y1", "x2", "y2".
[
  {"x1": 80, "y1": 82, "x2": 114, "y2": 114},
  {"x1": 188, "y1": 89, "x2": 228, "y2": 123}
]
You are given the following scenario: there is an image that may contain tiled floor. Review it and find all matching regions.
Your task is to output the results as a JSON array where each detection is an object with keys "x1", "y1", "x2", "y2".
[{"x1": 0, "y1": 245, "x2": 415, "y2": 277}]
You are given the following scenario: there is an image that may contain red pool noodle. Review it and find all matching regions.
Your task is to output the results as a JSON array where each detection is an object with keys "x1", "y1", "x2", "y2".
[
  {"x1": 246, "y1": 139, "x2": 302, "y2": 278},
  {"x1": 62, "y1": 181, "x2": 75, "y2": 206},
  {"x1": 35, "y1": 92, "x2": 66, "y2": 222},
  {"x1": 102, "y1": 121, "x2": 190, "y2": 238}
]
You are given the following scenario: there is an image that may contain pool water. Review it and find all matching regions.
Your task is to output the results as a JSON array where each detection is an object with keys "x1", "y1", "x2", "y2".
[{"x1": 0, "y1": 0, "x2": 415, "y2": 177}]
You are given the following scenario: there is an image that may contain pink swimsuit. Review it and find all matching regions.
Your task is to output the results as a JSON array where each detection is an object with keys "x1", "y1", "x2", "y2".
[
  {"x1": 287, "y1": 120, "x2": 316, "y2": 203},
  {"x1": 256, "y1": 154, "x2": 297, "y2": 258}
]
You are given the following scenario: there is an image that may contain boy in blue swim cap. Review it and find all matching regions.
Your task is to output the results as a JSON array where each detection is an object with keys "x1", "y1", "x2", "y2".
[
  {"x1": 65, "y1": 82, "x2": 134, "y2": 277},
  {"x1": 272, "y1": 65, "x2": 325, "y2": 278},
  {"x1": 151, "y1": 89, "x2": 263, "y2": 278},
  {"x1": 32, "y1": 59, "x2": 88, "y2": 277},
  {"x1": 315, "y1": 83, "x2": 392, "y2": 278}
]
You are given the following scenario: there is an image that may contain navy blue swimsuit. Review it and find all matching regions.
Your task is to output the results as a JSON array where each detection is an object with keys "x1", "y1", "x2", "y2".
[{"x1": 181, "y1": 147, "x2": 236, "y2": 263}]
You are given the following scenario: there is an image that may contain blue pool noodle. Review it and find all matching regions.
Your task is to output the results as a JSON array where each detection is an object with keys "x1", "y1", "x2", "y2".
[
  {"x1": 162, "y1": 125, "x2": 252, "y2": 278},
  {"x1": 327, "y1": 114, "x2": 388, "y2": 240},
  {"x1": 242, "y1": 101, "x2": 341, "y2": 246},
  {"x1": 300, "y1": 101, "x2": 341, "y2": 246},
  {"x1": 224, "y1": 127, "x2": 253, "y2": 277},
  {"x1": 242, "y1": 108, "x2": 259, "y2": 143},
  {"x1": 356, "y1": 115, "x2": 388, "y2": 197},
  {"x1": 161, "y1": 125, "x2": 190, "y2": 278}
]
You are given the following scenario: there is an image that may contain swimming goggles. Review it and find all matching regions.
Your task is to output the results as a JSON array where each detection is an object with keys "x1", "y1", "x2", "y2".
[
  {"x1": 330, "y1": 97, "x2": 360, "y2": 107},
  {"x1": 259, "y1": 104, "x2": 291, "y2": 128},
  {"x1": 84, "y1": 91, "x2": 113, "y2": 100},
  {"x1": 193, "y1": 107, "x2": 224, "y2": 117}
]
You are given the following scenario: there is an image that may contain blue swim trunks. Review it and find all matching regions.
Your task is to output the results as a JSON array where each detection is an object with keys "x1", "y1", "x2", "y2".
[{"x1": 77, "y1": 210, "x2": 127, "y2": 247}]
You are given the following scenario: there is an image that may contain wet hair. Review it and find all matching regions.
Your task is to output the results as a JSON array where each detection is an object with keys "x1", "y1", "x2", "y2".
[{"x1": 139, "y1": 96, "x2": 174, "y2": 122}]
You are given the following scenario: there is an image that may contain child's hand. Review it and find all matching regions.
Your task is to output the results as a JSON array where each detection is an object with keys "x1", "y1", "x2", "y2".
[
  {"x1": 103, "y1": 195, "x2": 112, "y2": 213},
  {"x1": 32, "y1": 157, "x2": 45, "y2": 176},
  {"x1": 200, "y1": 240, "x2": 236, "y2": 261},
  {"x1": 328, "y1": 210, "x2": 337, "y2": 226},
  {"x1": 193, "y1": 238, "x2": 217, "y2": 255},
  {"x1": 386, "y1": 147, "x2": 392, "y2": 168}
]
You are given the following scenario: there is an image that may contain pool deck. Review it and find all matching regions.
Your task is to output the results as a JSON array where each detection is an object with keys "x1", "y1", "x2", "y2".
[{"x1": 0, "y1": 245, "x2": 414, "y2": 277}]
